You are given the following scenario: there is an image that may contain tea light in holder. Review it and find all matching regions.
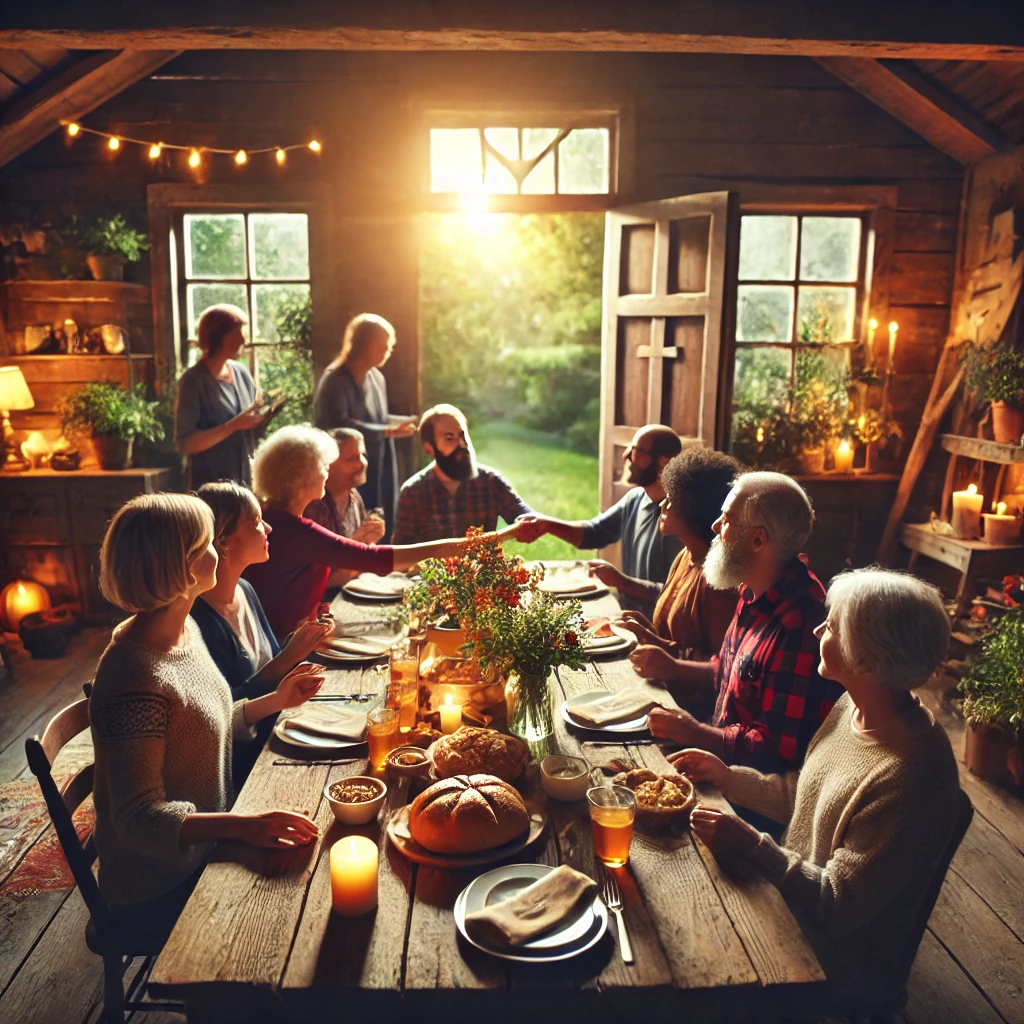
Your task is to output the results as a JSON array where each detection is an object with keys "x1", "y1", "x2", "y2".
[
  {"x1": 982, "y1": 501, "x2": 1021, "y2": 545},
  {"x1": 951, "y1": 483, "x2": 983, "y2": 539},
  {"x1": 834, "y1": 440, "x2": 854, "y2": 474},
  {"x1": 439, "y1": 692, "x2": 463, "y2": 734},
  {"x1": 330, "y1": 835, "x2": 378, "y2": 915}
]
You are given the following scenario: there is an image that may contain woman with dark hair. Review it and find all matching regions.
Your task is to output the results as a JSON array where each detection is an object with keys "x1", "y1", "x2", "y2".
[
  {"x1": 618, "y1": 446, "x2": 742, "y2": 675},
  {"x1": 312, "y1": 313, "x2": 417, "y2": 536},
  {"x1": 174, "y1": 304, "x2": 269, "y2": 489}
]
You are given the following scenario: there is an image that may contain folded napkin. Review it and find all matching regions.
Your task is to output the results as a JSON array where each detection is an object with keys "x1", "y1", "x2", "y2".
[
  {"x1": 322, "y1": 635, "x2": 393, "y2": 656},
  {"x1": 568, "y1": 689, "x2": 661, "y2": 727},
  {"x1": 465, "y1": 865, "x2": 598, "y2": 947},
  {"x1": 285, "y1": 705, "x2": 367, "y2": 742},
  {"x1": 585, "y1": 616, "x2": 616, "y2": 638},
  {"x1": 344, "y1": 573, "x2": 410, "y2": 596},
  {"x1": 585, "y1": 632, "x2": 624, "y2": 650}
]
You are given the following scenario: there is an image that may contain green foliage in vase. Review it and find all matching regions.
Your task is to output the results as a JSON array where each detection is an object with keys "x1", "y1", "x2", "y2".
[
  {"x1": 964, "y1": 344, "x2": 1024, "y2": 408},
  {"x1": 791, "y1": 349, "x2": 850, "y2": 451},
  {"x1": 958, "y1": 607, "x2": 1024, "y2": 731},
  {"x1": 88, "y1": 214, "x2": 150, "y2": 262},
  {"x1": 60, "y1": 381, "x2": 165, "y2": 444},
  {"x1": 260, "y1": 294, "x2": 314, "y2": 431}
]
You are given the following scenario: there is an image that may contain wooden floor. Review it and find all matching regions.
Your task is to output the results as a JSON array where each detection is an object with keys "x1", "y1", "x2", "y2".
[{"x1": 0, "y1": 628, "x2": 1021, "y2": 1024}]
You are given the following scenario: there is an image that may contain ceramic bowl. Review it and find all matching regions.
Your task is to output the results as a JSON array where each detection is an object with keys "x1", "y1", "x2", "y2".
[
  {"x1": 540, "y1": 754, "x2": 591, "y2": 802},
  {"x1": 324, "y1": 775, "x2": 387, "y2": 825}
]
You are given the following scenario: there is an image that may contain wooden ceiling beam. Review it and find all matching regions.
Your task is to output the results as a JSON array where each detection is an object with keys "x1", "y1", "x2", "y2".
[
  {"x1": 0, "y1": 49, "x2": 180, "y2": 167},
  {"x1": 0, "y1": 2, "x2": 1023, "y2": 60},
  {"x1": 816, "y1": 57, "x2": 1006, "y2": 165}
]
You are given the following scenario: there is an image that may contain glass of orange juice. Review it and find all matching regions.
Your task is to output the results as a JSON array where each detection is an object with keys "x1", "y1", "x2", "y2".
[
  {"x1": 388, "y1": 640, "x2": 420, "y2": 732},
  {"x1": 587, "y1": 785, "x2": 637, "y2": 868},
  {"x1": 367, "y1": 707, "x2": 400, "y2": 772}
]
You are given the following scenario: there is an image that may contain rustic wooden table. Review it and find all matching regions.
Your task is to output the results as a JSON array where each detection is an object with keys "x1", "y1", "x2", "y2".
[{"x1": 149, "y1": 585, "x2": 823, "y2": 1022}]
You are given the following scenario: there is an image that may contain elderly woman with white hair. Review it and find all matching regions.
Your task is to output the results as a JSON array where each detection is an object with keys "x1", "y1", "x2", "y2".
[
  {"x1": 671, "y1": 568, "x2": 959, "y2": 1011},
  {"x1": 244, "y1": 425, "x2": 481, "y2": 638}
]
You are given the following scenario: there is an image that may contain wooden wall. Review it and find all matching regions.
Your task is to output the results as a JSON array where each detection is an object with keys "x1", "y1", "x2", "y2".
[{"x1": 1, "y1": 50, "x2": 963, "y2": 454}]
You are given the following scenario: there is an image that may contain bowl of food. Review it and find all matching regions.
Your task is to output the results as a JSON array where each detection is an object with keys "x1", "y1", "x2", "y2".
[
  {"x1": 540, "y1": 754, "x2": 591, "y2": 802},
  {"x1": 385, "y1": 745, "x2": 433, "y2": 781},
  {"x1": 612, "y1": 768, "x2": 696, "y2": 830},
  {"x1": 324, "y1": 775, "x2": 388, "y2": 825}
]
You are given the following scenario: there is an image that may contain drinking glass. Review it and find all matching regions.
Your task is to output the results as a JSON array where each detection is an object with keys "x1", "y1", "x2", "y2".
[
  {"x1": 388, "y1": 640, "x2": 420, "y2": 732},
  {"x1": 587, "y1": 785, "x2": 636, "y2": 868},
  {"x1": 367, "y1": 707, "x2": 400, "y2": 771}
]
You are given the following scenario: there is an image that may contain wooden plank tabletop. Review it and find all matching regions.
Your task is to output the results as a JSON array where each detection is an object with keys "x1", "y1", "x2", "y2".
[{"x1": 149, "y1": 580, "x2": 822, "y2": 1020}]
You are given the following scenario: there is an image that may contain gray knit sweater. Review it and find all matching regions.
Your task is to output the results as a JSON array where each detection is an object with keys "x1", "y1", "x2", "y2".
[
  {"x1": 90, "y1": 617, "x2": 254, "y2": 906},
  {"x1": 721, "y1": 691, "x2": 958, "y2": 1005}
]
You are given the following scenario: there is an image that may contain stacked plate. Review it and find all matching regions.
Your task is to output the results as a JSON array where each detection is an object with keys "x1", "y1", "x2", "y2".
[
  {"x1": 536, "y1": 575, "x2": 608, "y2": 598},
  {"x1": 342, "y1": 573, "x2": 412, "y2": 601},
  {"x1": 561, "y1": 690, "x2": 653, "y2": 733},
  {"x1": 316, "y1": 634, "x2": 394, "y2": 663},
  {"x1": 582, "y1": 623, "x2": 636, "y2": 656},
  {"x1": 454, "y1": 864, "x2": 608, "y2": 962}
]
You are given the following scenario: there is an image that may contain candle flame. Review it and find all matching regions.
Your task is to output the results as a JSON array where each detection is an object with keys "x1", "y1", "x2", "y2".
[
  {"x1": 889, "y1": 321, "x2": 899, "y2": 332},
  {"x1": 838, "y1": 440, "x2": 851, "y2": 454},
  {"x1": 967, "y1": 483, "x2": 978, "y2": 495},
  {"x1": 997, "y1": 501, "x2": 1008, "y2": 516},
  {"x1": 16, "y1": 583, "x2": 25, "y2": 597},
  {"x1": 444, "y1": 693, "x2": 453, "y2": 707},
  {"x1": 756, "y1": 426, "x2": 764, "y2": 443},
  {"x1": 869, "y1": 318, "x2": 878, "y2": 330}
]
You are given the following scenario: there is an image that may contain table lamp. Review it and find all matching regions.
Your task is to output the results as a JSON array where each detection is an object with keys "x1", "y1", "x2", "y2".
[{"x1": 0, "y1": 366, "x2": 35, "y2": 472}]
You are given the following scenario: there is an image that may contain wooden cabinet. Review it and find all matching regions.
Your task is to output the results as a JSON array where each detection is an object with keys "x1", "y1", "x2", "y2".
[{"x1": 0, "y1": 467, "x2": 172, "y2": 623}]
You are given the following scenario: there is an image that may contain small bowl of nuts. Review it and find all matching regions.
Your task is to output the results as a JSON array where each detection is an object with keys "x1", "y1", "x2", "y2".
[{"x1": 324, "y1": 775, "x2": 387, "y2": 825}]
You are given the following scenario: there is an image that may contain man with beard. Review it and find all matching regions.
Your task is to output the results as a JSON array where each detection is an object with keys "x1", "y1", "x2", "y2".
[
  {"x1": 642, "y1": 471, "x2": 842, "y2": 773},
  {"x1": 515, "y1": 424, "x2": 683, "y2": 609},
  {"x1": 392, "y1": 404, "x2": 532, "y2": 543}
]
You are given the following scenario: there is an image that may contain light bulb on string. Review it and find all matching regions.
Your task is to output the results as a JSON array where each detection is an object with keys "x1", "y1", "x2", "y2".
[
  {"x1": 234, "y1": 149, "x2": 248, "y2": 165},
  {"x1": 108, "y1": 136, "x2": 120, "y2": 151},
  {"x1": 148, "y1": 143, "x2": 162, "y2": 160},
  {"x1": 275, "y1": 148, "x2": 286, "y2": 165},
  {"x1": 66, "y1": 122, "x2": 80, "y2": 137},
  {"x1": 308, "y1": 140, "x2": 321, "y2": 153},
  {"x1": 188, "y1": 148, "x2": 201, "y2": 169}
]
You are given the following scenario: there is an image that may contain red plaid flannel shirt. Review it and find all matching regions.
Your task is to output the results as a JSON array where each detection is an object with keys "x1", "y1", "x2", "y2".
[{"x1": 712, "y1": 558, "x2": 841, "y2": 772}]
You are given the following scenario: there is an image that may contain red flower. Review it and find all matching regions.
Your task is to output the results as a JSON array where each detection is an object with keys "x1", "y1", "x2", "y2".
[{"x1": 566, "y1": 631, "x2": 577, "y2": 646}]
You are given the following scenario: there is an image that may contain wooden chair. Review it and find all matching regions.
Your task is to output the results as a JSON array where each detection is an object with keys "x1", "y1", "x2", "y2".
[{"x1": 25, "y1": 696, "x2": 184, "y2": 1023}]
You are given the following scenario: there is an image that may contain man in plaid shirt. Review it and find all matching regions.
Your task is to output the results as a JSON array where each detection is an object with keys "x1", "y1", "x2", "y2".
[
  {"x1": 393, "y1": 404, "x2": 532, "y2": 544},
  {"x1": 646, "y1": 471, "x2": 842, "y2": 773}
]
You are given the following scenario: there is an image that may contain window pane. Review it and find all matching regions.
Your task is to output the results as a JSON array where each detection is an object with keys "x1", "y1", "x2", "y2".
[
  {"x1": 521, "y1": 150, "x2": 555, "y2": 194},
  {"x1": 249, "y1": 213, "x2": 309, "y2": 280},
  {"x1": 799, "y1": 216, "x2": 861, "y2": 282},
  {"x1": 252, "y1": 283, "x2": 311, "y2": 343},
  {"x1": 430, "y1": 128, "x2": 482, "y2": 193},
  {"x1": 484, "y1": 127, "x2": 519, "y2": 159},
  {"x1": 184, "y1": 214, "x2": 246, "y2": 279},
  {"x1": 523, "y1": 128, "x2": 559, "y2": 161},
  {"x1": 558, "y1": 128, "x2": 609, "y2": 194},
  {"x1": 484, "y1": 152, "x2": 518, "y2": 194},
  {"x1": 730, "y1": 346, "x2": 792, "y2": 464},
  {"x1": 797, "y1": 286, "x2": 857, "y2": 342},
  {"x1": 187, "y1": 283, "x2": 248, "y2": 339},
  {"x1": 736, "y1": 285, "x2": 794, "y2": 342},
  {"x1": 738, "y1": 216, "x2": 797, "y2": 281}
]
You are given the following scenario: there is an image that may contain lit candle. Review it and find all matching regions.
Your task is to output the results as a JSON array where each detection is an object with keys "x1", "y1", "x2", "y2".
[
  {"x1": 330, "y1": 835, "x2": 378, "y2": 915},
  {"x1": 868, "y1": 317, "x2": 878, "y2": 360},
  {"x1": 20, "y1": 432, "x2": 51, "y2": 469},
  {"x1": 439, "y1": 692, "x2": 463, "y2": 734},
  {"x1": 951, "y1": 483, "x2": 984, "y2": 539},
  {"x1": 834, "y1": 440, "x2": 854, "y2": 474},
  {"x1": 887, "y1": 321, "x2": 899, "y2": 366},
  {"x1": 982, "y1": 501, "x2": 1020, "y2": 545}
]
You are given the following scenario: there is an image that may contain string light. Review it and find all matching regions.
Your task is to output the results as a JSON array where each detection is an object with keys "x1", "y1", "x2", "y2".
[
  {"x1": 66, "y1": 122, "x2": 80, "y2": 137},
  {"x1": 308, "y1": 139, "x2": 321, "y2": 153},
  {"x1": 188, "y1": 148, "x2": 201, "y2": 169},
  {"x1": 148, "y1": 143, "x2": 162, "y2": 160},
  {"x1": 107, "y1": 136, "x2": 120, "y2": 151},
  {"x1": 275, "y1": 147, "x2": 286, "y2": 165},
  {"x1": 234, "y1": 149, "x2": 248, "y2": 165}
]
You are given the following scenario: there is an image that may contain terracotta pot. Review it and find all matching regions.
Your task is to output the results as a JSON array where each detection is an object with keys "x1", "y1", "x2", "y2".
[
  {"x1": 86, "y1": 254, "x2": 125, "y2": 281},
  {"x1": 964, "y1": 721, "x2": 1016, "y2": 786},
  {"x1": 991, "y1": 402, "x2": 1024, "y2": 445},
  {"x1": 91, "y1": 434, "x2": 133, "y2": 471}
]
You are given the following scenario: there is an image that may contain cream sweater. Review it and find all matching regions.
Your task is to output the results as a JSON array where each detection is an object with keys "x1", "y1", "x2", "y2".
[
  {"x1": 721, "y1": 691, "x2": 958, "y2": 1005},
  {"x1": 90, "y1": 617, "x2": 255, "y2": 906}
]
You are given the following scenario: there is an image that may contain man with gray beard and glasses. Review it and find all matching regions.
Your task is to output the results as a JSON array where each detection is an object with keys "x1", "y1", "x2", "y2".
[{"x1": 635, "y1": 471, "x2": 842, "y2": 774}]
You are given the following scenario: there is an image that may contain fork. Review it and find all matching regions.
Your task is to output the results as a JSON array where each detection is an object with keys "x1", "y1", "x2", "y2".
[{"x1": 602, "y1": 869, "x2": 634, "y2": 964}]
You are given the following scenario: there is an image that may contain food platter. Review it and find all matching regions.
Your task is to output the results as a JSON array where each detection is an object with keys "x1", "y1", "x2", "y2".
[
  {"x1": 386, "y1": 801, "x2": 547, "y2": 869},
  {"x1": 561, "y1": 689, "x2": 652, "y2": 733},
  {"x1": 582, "y1": 623, "x2": 636, "y2": 656},
  {"x1": 454, "y1": 863, "x2": 608, "y2": 962}
]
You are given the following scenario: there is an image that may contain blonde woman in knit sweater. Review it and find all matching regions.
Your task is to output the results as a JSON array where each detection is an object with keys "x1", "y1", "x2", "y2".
[
  {"x1": 89, "y1": 494, "x2": 321, "y2": 930},
  {"x1": 671, "y1": 568, "x2": 958, "y2": 1011}
]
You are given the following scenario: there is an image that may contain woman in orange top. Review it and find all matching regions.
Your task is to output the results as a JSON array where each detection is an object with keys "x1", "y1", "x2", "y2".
[{"x1": 617, "y1": 447, "x2": 741, "y2": 679}]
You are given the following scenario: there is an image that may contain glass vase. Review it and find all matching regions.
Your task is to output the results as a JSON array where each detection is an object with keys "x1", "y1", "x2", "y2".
[{"x1": 504, "y1": 671, "x2": 555, "y2": 744}]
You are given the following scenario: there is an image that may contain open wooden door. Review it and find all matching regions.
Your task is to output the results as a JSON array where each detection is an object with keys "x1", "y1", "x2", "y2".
[{"x1": 599, "y1": 192, "x2": 735, "y2": 514}]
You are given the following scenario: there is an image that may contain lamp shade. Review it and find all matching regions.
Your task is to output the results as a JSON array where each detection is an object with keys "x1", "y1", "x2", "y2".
[{"x1": 0, "y1": 367, "x2": 34, "y2": 411}]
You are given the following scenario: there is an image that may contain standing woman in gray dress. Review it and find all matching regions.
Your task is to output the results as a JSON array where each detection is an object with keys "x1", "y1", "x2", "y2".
[
  {"x1": 313, "y1": 313, "x2": 416, "y2": 537},
  {"x1": 175, "y1": 305, "x2": 269, "y2": 490}
]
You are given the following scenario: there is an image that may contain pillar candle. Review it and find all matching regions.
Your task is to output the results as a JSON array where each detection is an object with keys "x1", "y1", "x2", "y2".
[
  {"x1": 834, "y1": 440, "x2": 854, "y2": 474},
  {"x1": 439, "y1": 692, "x2": 463, "y2": 734},
  {"x1": 330, "y1": 835, "x2": 378, "y2": 915},
  {"x1": 951, "y1": 483, "x2": 983, "y2": 539},
  {"x1": 982, "y1": 502, "x2": 1020, "y2": 545}
]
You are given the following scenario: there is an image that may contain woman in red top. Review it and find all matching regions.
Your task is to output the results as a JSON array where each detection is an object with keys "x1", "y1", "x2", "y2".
[{"x1": 245, "y1": 425, "x2": 490, "y2": 637}]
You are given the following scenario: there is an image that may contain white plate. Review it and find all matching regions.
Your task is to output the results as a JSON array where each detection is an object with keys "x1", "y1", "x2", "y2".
[
  {"x1": 342, "y1": 574, "x2": 411, "y2": 602},
  {"x1": 454, "y1": 863, "x2": 608, "y2": 962},
  {"x1": 561, "y1": 690, "x2": 652, "y2": 733},
  {"x1": 583, "y1": 624, "x2": 636, "y2": 656},
  {"x1": 536, "y1": 577, "x2": 608, "y2": 598},
  {"x1": 314, "y1": 646, "x2": 386, "y2": 664},
  {"x1": 272, "y1": 717, "x2": 366, "y2": 751}
]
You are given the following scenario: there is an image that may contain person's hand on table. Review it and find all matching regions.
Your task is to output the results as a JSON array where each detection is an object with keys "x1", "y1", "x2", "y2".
[
  {"x1": 614, "y1": 612, "x2": 661, "y2": 647},
  {"x1": 234, "y1": 810, "x2": 320, "y2": 848},
  {"x1": 629, "y1": 644, "x2": 682, "y2": 680},
  {"x1": 668, "y1": 748, "x2": 730, "y2": 787},
  {"x1": 512, "y1": 514, "x2": 552, "y2": 544},
  {"x1": 689, "y1": 807, "x2": 760, "y2": 857},
  {"x1": 585, "y1": 558, "x2": 625, "y2": 589},
  {"x1": 282, "y1": 618, "x2": 333, "y2": 662},
  {"x1": 647, "y1": 706, "x2": 703, "y2": 745},
  {"x1": 274, "y1": 662, "x2": 325, "y2": 709},
  {"x1": 352, "y1": 518, "x2": 387, "y2": 545}
]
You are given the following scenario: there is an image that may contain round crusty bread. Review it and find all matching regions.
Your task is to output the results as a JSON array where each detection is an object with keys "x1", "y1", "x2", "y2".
[
  {"x1": 430, "y1": 726, "x2": 529, "y2": 782},
  {"x1": 408, "y1": 774, "x2": 529, "y2": 854}
]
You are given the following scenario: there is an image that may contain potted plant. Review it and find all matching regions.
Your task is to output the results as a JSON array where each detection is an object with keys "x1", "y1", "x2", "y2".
[
  {"x1": 958, "y1": 606, "x2": 1024, "y2": 788},
  {"x1": 86, "y1": 215, "x2": 150, "y2": 282},
  {"x1": 60, "y1": 381, "x2": 165, "y2": 469},
  {"x1": 964, "y1": 343, "x2": 1024, "y2": 445},
  {"x1": 790, "y1": 349, "x2": 849, "y2": 473}
]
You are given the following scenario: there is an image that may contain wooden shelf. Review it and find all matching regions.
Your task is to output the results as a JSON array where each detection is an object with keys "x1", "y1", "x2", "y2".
[{"x1": 940, "y1": 434, "x2": 1024, "y2": 464}]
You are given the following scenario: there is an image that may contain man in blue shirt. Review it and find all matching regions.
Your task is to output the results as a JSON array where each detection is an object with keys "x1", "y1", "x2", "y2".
[{"x1": 516, "y1": 424, "x2": 683, "y2": 609}]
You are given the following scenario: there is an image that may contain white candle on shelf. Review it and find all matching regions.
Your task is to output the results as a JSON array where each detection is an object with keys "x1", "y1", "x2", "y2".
[
  {"x1": 834, "y1": 440, "x2": 854, "y2": 474},
  {"x1": 438, "y1": 692, "x2": 463, "y2": 734},
  {"x1": 330, "y1": 835, "x2": 378, "y2": 915},
  {"x1": 982, "y1": 501, "x2": 1020, "y2": 545},
  {"x1": 951, "y1": 483, "x2": 983, "y2": 539}
]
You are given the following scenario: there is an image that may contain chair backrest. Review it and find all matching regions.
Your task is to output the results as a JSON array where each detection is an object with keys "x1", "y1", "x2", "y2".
[
  {"x1": 898, "y1": 788, "x2": 973, "y2": 979},
  {"x1": 25, "y1": 697, "x2": 112, "y2": 930}
]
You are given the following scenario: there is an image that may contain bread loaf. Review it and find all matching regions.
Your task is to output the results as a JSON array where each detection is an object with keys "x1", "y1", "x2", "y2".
[
  {"x1": 408, "y1": 774, "x2": 529, "y2": 854},
  {"x1": 430, "y1": 726, "x2": 529, "y2": 782}
]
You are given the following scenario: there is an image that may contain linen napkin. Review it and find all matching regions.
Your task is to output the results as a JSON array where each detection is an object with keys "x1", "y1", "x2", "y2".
[
  {"x1": 344, "y1": 573, "x2": 410, "y2": 597},
  {"x1": 285, "y1": 705, "x2": 367, "y2": 742},
  {"x1": 585, "y1": 632, "x2": 624, "y2": 651},
  {"x1": 568, "y1": 689, "x2": 661, "y2": 727},
  {"x1": 465, "y1": 865, "x2": 598, "y2": 947},
  {"x1": 321, "y1": 635, "x2": 394, "y2": 656},
  {"x1": 585, "y1": 617, "x2": 616, "y2": 638}
]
